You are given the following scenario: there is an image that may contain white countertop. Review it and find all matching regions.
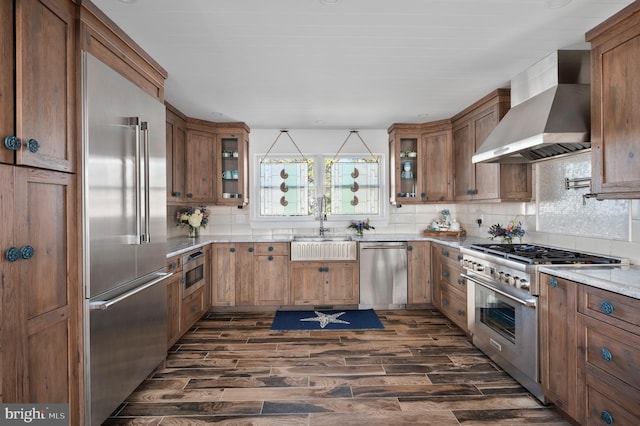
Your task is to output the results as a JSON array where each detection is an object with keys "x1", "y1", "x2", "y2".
[
  {"x1": 166, "y1": 233, "x2": 485, "y2": 258},
  {"x1": 538, "y1": 265, "x2": 640, "y2": 300}
]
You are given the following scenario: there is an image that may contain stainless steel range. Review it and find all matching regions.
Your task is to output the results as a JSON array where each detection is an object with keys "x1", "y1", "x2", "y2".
[{"x1": 460, "y1": 243, "x2": 626, "y2": 403}]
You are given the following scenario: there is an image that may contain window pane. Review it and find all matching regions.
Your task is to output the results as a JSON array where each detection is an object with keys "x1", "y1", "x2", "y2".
[
  {"x1": 259, "y1": 159, "x2": 314, "y2": 216},
  {"x1": 326, "y1": 158, "x2": 379, "y2": 215}
]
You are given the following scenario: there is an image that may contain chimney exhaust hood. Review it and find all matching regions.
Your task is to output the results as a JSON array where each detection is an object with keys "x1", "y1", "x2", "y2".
[{"x1": 473, "y1": 50, "x2": 591, "y2": 164}]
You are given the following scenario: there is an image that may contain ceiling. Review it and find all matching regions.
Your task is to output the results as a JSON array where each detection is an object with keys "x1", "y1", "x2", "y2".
[{"x1": 92, "y1": 0, "x2": 633, "y2": 130}]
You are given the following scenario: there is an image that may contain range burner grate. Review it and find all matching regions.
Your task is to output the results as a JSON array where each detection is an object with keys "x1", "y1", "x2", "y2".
[{"x1": 468, "y1": 243, "x2": 622, "y2": 265}]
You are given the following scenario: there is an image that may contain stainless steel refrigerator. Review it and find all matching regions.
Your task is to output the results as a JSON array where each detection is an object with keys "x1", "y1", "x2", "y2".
[{"x1": 82, "y1": 52, "x2": 169, "y2": 425}]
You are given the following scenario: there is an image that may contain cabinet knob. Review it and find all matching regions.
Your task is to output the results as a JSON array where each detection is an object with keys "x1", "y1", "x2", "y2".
[
  {"x1": 549, "y1": 277, "x2": 558, "y2": 287},
  {"x1": 192, "y1": 305, "x2": 198, "y2": 312},
  {"x1": 443, "y1": 298, "x2": 449, "y2": 306},
  {"x1": 172, "y1": 191, "x2": 181, "y2": 197},
  {"x1": 600, "y1": 411, "x2": 614, "y2": 425},
  {"x1": 248, "y1": 247, "x2": 254, "y2": 252},
  {"x1": 600, "y1": 347, "x2": 612, "y2": 362},
  {"x1": 457, "y1": 278, "x2": 464, "y2": 285},
  {"x1": 442, "y1": 271, "x2": 449, "y2": 278},
  {"x1": 457, "y1": 309, "x2": 464, "y2": 316},
  {"x1": 230, "y1": 247, "x2": 235, "y2": 253},
  {"x1": 268, "y1": 255, "x2": 273, "y2": 261},
  {"x1": 27, "y1": 138, "x2": 40, "y2": 153},
  {"x1": 442, "y1": 249, "x2": 449, "y2": 257},
  {"x1": 170, "y1": 262, "x2": 177, "y2": 270},
  {"x1": 5, "y1": 247, "x2": 20, "y2": 262},
  {"x1": 457, "y1": 254, "x2": 463, "y2": 261},
  {"x1": 187, "y1": 193, "x2": 193, "y2": 198},
  {"x1": 600, "y1": 300, "x2": 614, "y2": 315},
  {"x1": 20, "y1": 245, "x2": 34, "y2": 260},
  {"x1": 268, "y1": 246, "x2": 274, "y2": 251},
  {"x1": 421, "y1": 193, "x2": 426, "y2": 198},
  {"x1": 4, "y1": 135, "x2": 21, "y2": 151},
  {"x1": 407, "y1": 245, "x2": 413, "y2": 251}
]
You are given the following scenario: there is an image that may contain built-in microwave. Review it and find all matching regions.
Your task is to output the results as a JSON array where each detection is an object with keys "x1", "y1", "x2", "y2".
[{"x1": 182, "y1": 249, "x2": 206, "y2": 297}]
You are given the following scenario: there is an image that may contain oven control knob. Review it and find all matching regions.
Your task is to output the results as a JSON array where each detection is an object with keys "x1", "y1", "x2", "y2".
[
  {"x1": 508, "y1": 275, "x2": 517, "y2": 286},
  {"x1": 503, "y1": 273, "x2": 511, "y2": 283},
  {"x1": 474, "y1": 263, "x2": 485, "y2": 272},
  {"x1": 519, "y1": 279, "x2": 530, "y2": 291},
  {"x1": 497, "y1": 271, "x2": 504, "y2": 282}
]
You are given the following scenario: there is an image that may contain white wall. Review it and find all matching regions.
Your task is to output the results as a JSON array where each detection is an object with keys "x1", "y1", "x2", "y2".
[{"x1": 168, "y1": 129, "x2": 640, "y2": 264}]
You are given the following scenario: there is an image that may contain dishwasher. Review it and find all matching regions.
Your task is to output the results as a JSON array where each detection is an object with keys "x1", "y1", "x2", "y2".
[{"x1": 359, "y1": 242, "x2": 408, "y2": 309}]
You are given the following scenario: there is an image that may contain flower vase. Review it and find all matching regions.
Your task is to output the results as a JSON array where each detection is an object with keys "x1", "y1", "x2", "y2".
[{"x1": 188, "y1": 226, "x2": 199, "y2": 238}]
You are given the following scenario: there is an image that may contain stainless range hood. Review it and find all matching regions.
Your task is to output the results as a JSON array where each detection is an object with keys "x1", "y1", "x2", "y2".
[{"x1": 473, "y1": 50, "x2": 591, "y2": 164}]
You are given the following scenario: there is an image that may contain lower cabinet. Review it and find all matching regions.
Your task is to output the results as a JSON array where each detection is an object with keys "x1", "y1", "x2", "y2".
[
  {"x1": 290, "y1": 261, "x2": 359, "y2": 306},
  {"x1": 431, "y1": 243, "x2": 467, "y2": 333},
  {"x1": 539, "y1": 272, "x2": 640, "y2": 424},
  {"x1": 407, "y1": 241, "x2": 431, "y2": 304}
]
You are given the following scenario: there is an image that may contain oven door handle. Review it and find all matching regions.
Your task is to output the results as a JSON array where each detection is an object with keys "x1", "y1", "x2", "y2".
[{"x1": 462, "y1": 273, "x2": 537, "y2": 308}]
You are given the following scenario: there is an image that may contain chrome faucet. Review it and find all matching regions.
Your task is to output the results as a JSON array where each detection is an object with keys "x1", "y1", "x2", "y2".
[{"x1": 318, "y1": 195, "x2": 329, "y2": 236}]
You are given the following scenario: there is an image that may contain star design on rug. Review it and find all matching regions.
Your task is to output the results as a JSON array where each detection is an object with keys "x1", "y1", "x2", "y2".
[{"x1": 300, "y1": 311, "x2": 350, "y2": 329}]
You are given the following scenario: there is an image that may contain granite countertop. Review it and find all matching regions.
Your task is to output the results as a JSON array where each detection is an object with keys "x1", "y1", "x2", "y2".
[
  {"x1": 166, "y1": 233, "x2": 485, "y2": 258},
  {"x1": 538, "y1": 265, "x2": 640, "y2": 300}
]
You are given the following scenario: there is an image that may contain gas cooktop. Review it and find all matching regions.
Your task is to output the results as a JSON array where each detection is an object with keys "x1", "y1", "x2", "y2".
[{"x1": 468, "y1": 243, "x2": 623, "y2": 265}]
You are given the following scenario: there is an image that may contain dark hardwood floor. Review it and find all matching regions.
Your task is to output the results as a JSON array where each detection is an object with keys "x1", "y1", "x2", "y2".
[{"x1": 104, "y1": 309, "x2": 570, "y2": 425}]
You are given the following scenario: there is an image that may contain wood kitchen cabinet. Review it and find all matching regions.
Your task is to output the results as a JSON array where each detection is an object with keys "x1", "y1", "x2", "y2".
[
  {"x1": 166, "y1": 103, "x2": 187, "y2": 204},
  {"x1": 452, "y1": 89, "x2": 532, "y2": 202},
  {"x1": 216, "y1": 124, "x2": 250, "y2": 207},
  {"x1": 0, "y1": 165, "x2": 80, "y2": 421},
  {"x1": 431, "y1": 243, "x2": 468, "y2": 333},
  {"x1": 586, "y1": 1, "x2": 640, "y2": 199},
  {"x1": 388, "y1": 120, "x2": 453, "y2": 205},
  {"x1": 211, "y1": 242, "x2": 289, "y2": 307},
  {"x1": 1, "y1": 0, "x2": 76, "y2": 172},
  {"x1": 539, "y1": 273, "x2": 580, "y2": 420},
  {"x1": 184, "y1": 119, "x2": 217, "y2": 204},
  {"x1": 290, "y1": 261, "x2": 359, "y2": 306},
  {"x1": 407, "y1": 241, "x2": 432, "y2": 305}
]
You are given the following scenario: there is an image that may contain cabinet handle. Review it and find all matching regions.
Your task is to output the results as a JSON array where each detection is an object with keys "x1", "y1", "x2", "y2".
[
  {"x1": 186, "y1": 193, "x2": 193, "y2": 198},
  {"x1": 457, "y1": 254, "x2": 463, "y2": 261},
  {"x1": 230, "y1": 247, "x2": 235, "y2": 253},
  {"x1": 5, "y1": 247, "x2": 20, "y2": 262},
  {"x1": 443, "y1": 298, "x2": 449, "y2": 306},
  {"x1": 172, "y1": 191, "x2": 181, "y2": 197},
  {"x1": 600, "y1": 300, "x2": 614, "y2": 315},
  {"x1": 268, "y1": 255, "x2": 273, "y2": 261},
  {"x1": 27, "y1": 138, "x2": 39, "y2": 153},
  {"x1": 4, "y1": 135, "x2": 21, "y2": 151},
  {"x1": 442, "y1": 271, "x2": 449, "y2": 278},
  {"x1": 457, "y1": 278, "x2": 464, "y2": 285},
  {"x1": 248, "y1": 247, "x2": 254, "y2": 252},
  {"x1": 549, "y1": 277, "x2": 558, "y2": 287},
  {"x1": 442, "y1": 249, "x2": 449, "y2": 257},
  {"x1": 600, "y1": 410, "x2": 614, "y2": 425},
  {"x1": 457, "y1": 309, "x2": 464, "y2": 316},
  {"x1": 268, "y1": 246, "x2": 274, "y2": 252},
  {"x1": 192, "y1": 304, "x2": 198, "y2": 312},
  {"x1": 407, "y1": 245, "x2": 413, "y2": 251},
  {"x1": 600, "y1": 347, "x2": 612, "y2": 362}
]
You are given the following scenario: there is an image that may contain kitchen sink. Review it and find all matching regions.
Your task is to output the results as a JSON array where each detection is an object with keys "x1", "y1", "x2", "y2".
[
  {"x1": 290, "y1": 238, "x2": 358, "y2": 261},
  {"x1": 293, "y1": 235, "x2": 353, "y2": 242}
]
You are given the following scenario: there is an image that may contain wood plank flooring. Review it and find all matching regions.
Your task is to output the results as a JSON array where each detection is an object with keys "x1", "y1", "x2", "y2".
[{"x1": 104, "y1": 309, "x2": 571, "y2": 425}]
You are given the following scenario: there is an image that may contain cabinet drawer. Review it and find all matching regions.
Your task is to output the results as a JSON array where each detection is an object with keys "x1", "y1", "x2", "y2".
[
  {"x1": 181, "y1": 286, "x2": 206, "y2": 330},
  {"x1": 255, "y1": 242, "x2": 289, "y2": 256},
  {"x1": 438, "y1": 264, "x2": 466, "y2": 298},
  {"x1": 439, "y1": 286, "x2": 467, "y2": 331},
  {"x1": 584, "y1": 366, "x2": 640, "y2": 426},
  {"x1": 581, "y1": 315, "x2": 640, "y2": 390},
  {"x1": 579, "y1": 285, "x2": 640, "y2": 331},
  {"x1": 167, "y1": 255, "x2": 181, "y2": 273},
  {"x1": 433, "y1": 244, "x2": 463, "y2": 265}
]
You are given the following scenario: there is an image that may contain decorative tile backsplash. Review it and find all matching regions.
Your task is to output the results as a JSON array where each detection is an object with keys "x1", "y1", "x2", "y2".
[{"x1": 536, "y1": 152, "x2": 629, "y2": 240}]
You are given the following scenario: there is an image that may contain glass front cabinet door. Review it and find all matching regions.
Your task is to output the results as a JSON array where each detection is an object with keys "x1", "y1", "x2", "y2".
[
  {"x1": 389, "y1": 124, "x2": 422, "y2": 205},
  {"x1": 216, "y1": 124, "x2": 250, "y2": 206}
]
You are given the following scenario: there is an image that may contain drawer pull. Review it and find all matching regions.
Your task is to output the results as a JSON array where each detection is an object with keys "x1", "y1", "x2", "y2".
[
  {"x1": 4, "y1": 135, "x2": 21, "y2": 151},
  {"x1": 457, "y1": 254, "x2": 463, "y2": 261},
  {"x1": 407, "y1": 245, "x2": 413, "y2": 251},
  {"x1": 600, "y1": 410, "x2": 614, "y2": 425},
  {"x1": 442, "y1": 298, "x2": 449, "y2": 306},
  {"x1": 457, "y1": 278, "x2": 464, "y2": 285},
  {"x1": 230, "y1": 247, "x2": 236, "y2": 253},
  {"x1": 456, "y1": 309, "x2": 464, "y2": 316},
  {"x1": 268, "y1": 246, "x2": 274, "y2": 251},
  {"x1": 27, "y1": 138, "x2": 40, "y2": 153},
  {"x1": 600, "y1": 300, "x2": 614, "y2": 315},
  {"x1": 600, "y1": 347, "x2": 612, "y2": 362},
  {"x1": 442, "y1": 249, "x2": 449, "y2": 257},
  {"x1": 192, "y1": 304, "x2": 198, "y2": 312},
  {"x1": 442, "y1": 271, "x2": 449, "y2": 278},
  {"x1": 268, "y1": 255, "x2": 273, "y2": 261},
  {"x1": 549, "y1": 277, "x2": 558, "y2": 287},
  {"x1": 248, "y1": 247, "x2": 254, "y2": 252}
]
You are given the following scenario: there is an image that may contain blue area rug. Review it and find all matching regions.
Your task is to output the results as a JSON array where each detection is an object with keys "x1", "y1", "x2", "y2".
[{"x1": 271, "y1": 309, "x2": 384, "y2": 331}]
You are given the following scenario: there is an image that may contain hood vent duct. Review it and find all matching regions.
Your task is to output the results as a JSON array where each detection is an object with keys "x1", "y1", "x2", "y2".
[{"x1": 473, "y1": 50, "x2": 591, "y2": 164}]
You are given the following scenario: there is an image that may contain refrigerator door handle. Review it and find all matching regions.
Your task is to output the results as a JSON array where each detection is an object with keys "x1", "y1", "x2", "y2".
[
  {"x1": 89, "y1": 272, "x2": 172, "y2": 310},
  {"x1": 130, "y1": 116, "x2": 142, "y2": 245},
  {"x1": 141, "y1": 121, "x2": 150, "y2": 243}
]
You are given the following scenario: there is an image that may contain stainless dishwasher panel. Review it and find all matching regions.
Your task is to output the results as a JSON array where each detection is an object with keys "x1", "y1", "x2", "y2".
[{"x1": 359, "y1": 242, "x2": 408, "y2": 309}]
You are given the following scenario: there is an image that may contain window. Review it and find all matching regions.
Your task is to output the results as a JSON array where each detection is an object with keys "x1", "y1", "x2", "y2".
[{"x1": 253, "y1": 154, "x2": 385, "y2": 227}]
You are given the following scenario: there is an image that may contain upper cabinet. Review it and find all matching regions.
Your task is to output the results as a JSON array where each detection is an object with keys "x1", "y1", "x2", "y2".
[
  {"x1": 388, "y1": 120, "x2": 453, "y2": 205},
  {"x1": 1, "y1": 0, "x2": 76, "y2": 172},
  {"x1": 216, "y1": 123, "x2": 250, "y2": 207},
  {"x1": 586, "y1": 2, "x2": 640, "y2": 199},
  {"x1": 167, "y1": 113, "x2": 251, "y2": 207},
  {"x1": 452, "y1": 89, "x2": 532, "y2": 202}
]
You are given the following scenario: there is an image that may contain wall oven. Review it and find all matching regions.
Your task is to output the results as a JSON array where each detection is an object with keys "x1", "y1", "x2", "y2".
[
  {"x1": 182, "y1": 249, "x2": 206, "y2": 297},
  {"x1": 461, "y1": 243, "x2": 626, "y2": 404}
]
